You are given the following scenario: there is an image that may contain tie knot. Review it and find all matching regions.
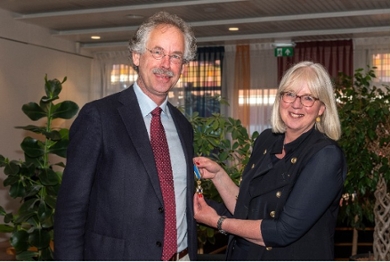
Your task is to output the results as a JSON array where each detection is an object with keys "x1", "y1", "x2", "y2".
[{"x1": 151, "y1": 107, "x2": 162, "y2": 117}]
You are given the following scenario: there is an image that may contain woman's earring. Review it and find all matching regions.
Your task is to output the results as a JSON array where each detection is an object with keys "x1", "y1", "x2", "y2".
[{"x1": 315, "y1": 116, "x2": 321, "y2": 130}]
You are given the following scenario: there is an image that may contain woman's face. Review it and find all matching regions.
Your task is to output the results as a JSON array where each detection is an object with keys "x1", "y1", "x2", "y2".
[{"x1": 279, "y1": 83, "x2": 325, "y2": 137}]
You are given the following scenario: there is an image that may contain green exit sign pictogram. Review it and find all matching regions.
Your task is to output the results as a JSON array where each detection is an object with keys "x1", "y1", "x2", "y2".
[{"x1": 274, "y1": 47, "x2": 294, "y2": 57}]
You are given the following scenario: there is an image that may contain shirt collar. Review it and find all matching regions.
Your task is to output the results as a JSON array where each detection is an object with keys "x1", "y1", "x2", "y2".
[{"x1": 133, "y1": 82, "x2": 169, "y2": 117}]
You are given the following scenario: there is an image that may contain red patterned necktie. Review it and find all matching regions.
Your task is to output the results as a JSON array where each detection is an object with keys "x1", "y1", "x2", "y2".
[{"x1": 150, "y1": 107, "x2": 177, "y2": 261}]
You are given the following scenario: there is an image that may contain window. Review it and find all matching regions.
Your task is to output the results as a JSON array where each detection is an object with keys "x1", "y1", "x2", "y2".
[
  {"x1": 169, "y1": 59, "x2": 222, "y2": 117},
  {"x1": 108, "y1": 64, "x2": 137, "y2": 96},
  {"x1": 108, "y1": 47, "x2": 224, "y2": 118},
  {"x1": 373, "y1": 53, "x2": 390, "y2": 83},
  {"x1": 108, "y1": 60, "x2": 222, "y2": 118}
]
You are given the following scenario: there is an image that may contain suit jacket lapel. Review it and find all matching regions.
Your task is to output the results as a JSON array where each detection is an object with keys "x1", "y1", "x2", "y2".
[{"x1": 117, "y1": 86, "x2": 164, "y2": 205}]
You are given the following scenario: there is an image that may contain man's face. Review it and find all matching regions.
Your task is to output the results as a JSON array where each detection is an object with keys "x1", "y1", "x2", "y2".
[{"x1": 132, "y1": 24, "x2": 186, "y2": 105}]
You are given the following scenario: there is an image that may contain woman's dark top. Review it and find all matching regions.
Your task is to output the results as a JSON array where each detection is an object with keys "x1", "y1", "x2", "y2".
[{"x1": 226, "y1": 127, "x2": 347, "y2": 261}]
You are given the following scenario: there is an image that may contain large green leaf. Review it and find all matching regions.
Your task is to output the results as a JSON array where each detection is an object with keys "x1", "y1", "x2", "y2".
[
  {"x1": 45, "y1": 130, "x2": 62, "y2": 141},
  {"x1": 15, "y1": 209, "x2": 37, "y2": 225},
  {"x1": 3, "y1": 161, "x2": 20, "y2": 176},
  {"x1": 51, "y1": 101, "x2": 79, "y2": 119},
  {"x1": 19, "y1": 199, "x2": 38, "y2": 214},
  {"x1": 44, "y1": 195, "x2": 57, "y2": 210},
  {"x1": 20, "y1": 137, "x2": 44, "y2": 158},
  {"x1": 3, "y1": 175, "x2": 19, "y2": 187},
  {"x1": 9, "y1": 181, "x2": 26, "y2": 198},
  {"x1": 58, "y1": 128, "x2": 70, "y2": 140},
  {"x1": 39, "y1": 168, "x2": 60, "y2": 186},
  {"x1": 24, "y1": 185, "x2": 42, "y2": 198},
  {"x1": 49, "y1": 139, "x2": 69, "y2": 158},
  {"x1": 22, "y1": 102, "x2": 47, "y2": 121},
  {"x1": 29, "y1": 228, "x2": 50, "y2": 249},
  {"x1": 38, "y1": 201, "x2": 53, "y2": 223},
  {"x1": 10, "y1": 230, "x2": 29, "y2": 252},
  {"x1": 15, "y1": 125, "x2": 45, "y2": 135},
  {"x1": 44, "y1": 76, "x2": 65, "y2": 101}
]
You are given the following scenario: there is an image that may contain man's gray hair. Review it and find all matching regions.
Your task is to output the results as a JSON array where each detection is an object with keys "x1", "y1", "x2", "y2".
[{"x1": 128, "y1": 11, "x2": 197, "y2": 71}]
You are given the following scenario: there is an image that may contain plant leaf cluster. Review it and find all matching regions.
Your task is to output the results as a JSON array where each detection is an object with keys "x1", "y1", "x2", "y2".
[
  {"x1": 335, "y1": 66, "x2": 390, "y2": 229},
  {"x1": 188, "y1": 111, "x2": 259, "y2": 248},
  {"x1": 0, "y1": 76, "x2": 78, "y2": 260}
]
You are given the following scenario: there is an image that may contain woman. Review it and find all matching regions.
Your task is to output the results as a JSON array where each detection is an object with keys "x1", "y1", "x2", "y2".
[{"x1": 193, "y1": 61, "x2": 347, "y2": 260}]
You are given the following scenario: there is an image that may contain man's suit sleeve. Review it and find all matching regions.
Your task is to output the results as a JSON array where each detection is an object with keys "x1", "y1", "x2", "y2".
[{"x1": 54, "y1": 103, "x2": 102, "y2": 260}]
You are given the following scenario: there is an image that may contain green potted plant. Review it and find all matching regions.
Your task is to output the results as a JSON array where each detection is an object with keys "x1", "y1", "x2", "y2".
[
  {"x1": 188, "y1": 110, "x2": 259, "y2": 254},
  {"x1": 335, "y1": 66, "x2": 390, "y2": 260},
  {"x1": 0, "y1": 76, "x2": 79, "y2": 260}
]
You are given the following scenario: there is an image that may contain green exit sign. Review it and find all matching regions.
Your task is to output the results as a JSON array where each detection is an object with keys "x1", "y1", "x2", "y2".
[{"x1": 274, "y1": 46, "x2": 294, "y2": 57}]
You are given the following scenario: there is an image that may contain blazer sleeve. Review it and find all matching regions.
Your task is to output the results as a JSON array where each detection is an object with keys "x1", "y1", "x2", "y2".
[{"x1": 54, "y1": 102, "x2": 102, "y2": 260}]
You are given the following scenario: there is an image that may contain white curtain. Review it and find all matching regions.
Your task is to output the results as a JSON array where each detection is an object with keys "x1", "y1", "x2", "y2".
[
  {"x1": 222, "y1": 44, "x2": 278, "y2": 135},
  {"x1": 221, "y1": 45, "x2": 236, "y2": 119},
  {"x1": 91, "y1": 51, "x2": 133, "y2": 100},
  {"x1": 249, "y1": 43, "x2": 278, "y2": 134}
]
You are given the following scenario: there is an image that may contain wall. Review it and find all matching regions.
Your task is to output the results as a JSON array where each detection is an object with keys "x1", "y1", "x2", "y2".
[{"x1": 0, "y1": 8, "x2": 92, "y2": 241}]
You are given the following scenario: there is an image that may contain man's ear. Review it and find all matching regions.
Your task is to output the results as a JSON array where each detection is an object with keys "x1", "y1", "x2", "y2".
[{"x1": 132, "y1": 52, "x2": 141, "y2": 67}]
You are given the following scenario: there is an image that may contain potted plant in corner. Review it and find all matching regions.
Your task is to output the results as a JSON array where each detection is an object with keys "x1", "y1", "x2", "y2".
[
  {"x1": 335, "y1": 66, "x2": 390, "y2": 261},
  {"x1": 0, "y1": 76, "x2": 79, "y2": 260}
]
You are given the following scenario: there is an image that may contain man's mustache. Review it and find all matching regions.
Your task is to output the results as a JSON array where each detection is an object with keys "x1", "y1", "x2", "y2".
[{"x1": 152, "y1": 68, "x2": 174, "y2": 77}]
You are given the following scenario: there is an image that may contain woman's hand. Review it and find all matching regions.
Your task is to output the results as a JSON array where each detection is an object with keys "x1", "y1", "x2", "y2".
[
  {"x1": 193, "y1": 156, "x2": 224, "y2": 180},
  {"x1": 193, "y1": 193, "x2": 219, "y2": 228}
]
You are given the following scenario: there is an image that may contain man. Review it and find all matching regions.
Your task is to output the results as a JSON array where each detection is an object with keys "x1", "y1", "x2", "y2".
[{"x1": 54, "y1": 11, "x2": 198, "y2": 260}]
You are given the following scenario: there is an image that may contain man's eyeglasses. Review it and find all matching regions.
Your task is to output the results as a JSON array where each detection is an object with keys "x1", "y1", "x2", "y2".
[
  {"x1": 146, "y1": 48, "x2": 186, "y2": 64},
  {"x1": 281, "y1": 91, "x2": 320, "y2": 107}
]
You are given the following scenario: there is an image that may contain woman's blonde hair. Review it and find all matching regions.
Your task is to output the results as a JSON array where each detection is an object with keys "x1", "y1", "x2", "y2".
[{"x1": 271, "y1": 61, "x2": 342, "y2": 140}]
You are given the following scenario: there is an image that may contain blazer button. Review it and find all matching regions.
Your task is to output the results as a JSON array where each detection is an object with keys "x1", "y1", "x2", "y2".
[
  {"x1": 158, "y1": 207, "x2": 164, "y2": 213},
  {"x1": 266, "y1": 247, "x2": 273, "y2": 251},
  {"x1": 156, "y1": 241, "x2": 162, "y2": 247},
  {"x1": 276, "y1": 191, "x2": 282, "y2": 198},
  {"x1": 269, "y1": 211, "x2": 276, "y2": 218}
]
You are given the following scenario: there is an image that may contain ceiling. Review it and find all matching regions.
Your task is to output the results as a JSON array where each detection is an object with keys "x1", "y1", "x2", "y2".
[{"x1": 0, "y1": 0, "x2": 389, "y2": 53}]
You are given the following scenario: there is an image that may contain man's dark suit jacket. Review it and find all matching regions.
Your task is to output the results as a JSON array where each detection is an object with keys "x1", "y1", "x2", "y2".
[{"x1": 54, "y1": 86, "x2": 197, "y2": 260}]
